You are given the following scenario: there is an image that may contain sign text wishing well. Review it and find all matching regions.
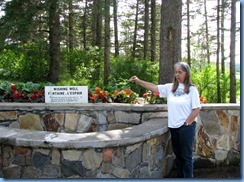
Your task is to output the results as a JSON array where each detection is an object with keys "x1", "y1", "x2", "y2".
[{"x1": 45, "y1": 86, "x2": 88, "y2": 103}]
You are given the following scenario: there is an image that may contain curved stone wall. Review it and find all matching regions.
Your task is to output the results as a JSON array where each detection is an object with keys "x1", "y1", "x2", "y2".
[
  {"x1": 0, "y1": 103, "x2": 240, "y2": 178},
  {"x1": 194, "y1": 104, "x2": 240, "y2": 169}
]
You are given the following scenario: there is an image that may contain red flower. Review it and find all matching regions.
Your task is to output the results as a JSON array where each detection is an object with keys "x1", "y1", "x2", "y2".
[
  {"x1": 38, "y1": 90, "x2": 43, "y2": 95},
  {"x1": 31, "y1": 94, "x2": 37, "y2": 100},
  {"x1": 11, "y1": 85, "x2": 17, "y2": 90},
  {"x1": 32, "y1": 90, "x2": 38, "y2": 94},
  {"x1": 13, "y1": 92, "x2": 21, "y2": 99}
]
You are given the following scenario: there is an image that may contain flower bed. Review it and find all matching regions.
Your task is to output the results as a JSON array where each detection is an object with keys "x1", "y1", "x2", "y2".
[
  {"x1": 0, "y1": 81, "x2": 166, "y2": 104},
  {"x1": 0, "y1": 81, "x2": 206, "y2": 104},
  {"x1": 0, "y1": 81, "x2": 47, "y2": 103}
]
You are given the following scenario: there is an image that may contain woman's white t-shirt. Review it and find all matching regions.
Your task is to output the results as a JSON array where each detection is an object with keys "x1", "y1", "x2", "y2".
[{"x1": 158, "y1": 83, "x2": 201, "y2": 128}]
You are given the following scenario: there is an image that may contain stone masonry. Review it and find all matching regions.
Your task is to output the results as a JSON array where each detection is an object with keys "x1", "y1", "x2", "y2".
[{"x1": 0, "y1": 103, "x2": 240, "y2": 178}]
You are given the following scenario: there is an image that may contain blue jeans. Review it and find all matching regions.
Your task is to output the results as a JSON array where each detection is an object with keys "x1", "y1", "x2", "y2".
[{"x1": 169, "y1": 121, "x2": 196, "y2": 178}]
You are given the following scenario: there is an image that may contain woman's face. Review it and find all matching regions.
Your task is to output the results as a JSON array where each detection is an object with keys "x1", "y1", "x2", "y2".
[{"x1": 175, "y1": 66, "x2": 187, "y2": 83}]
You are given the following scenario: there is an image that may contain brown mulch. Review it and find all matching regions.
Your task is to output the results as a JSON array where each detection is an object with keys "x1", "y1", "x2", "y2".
[{"x1": 167, "y1": 166, "x2": 241, "y2": 178}]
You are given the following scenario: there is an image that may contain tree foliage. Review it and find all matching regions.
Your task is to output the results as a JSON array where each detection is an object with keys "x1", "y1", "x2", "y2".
[{"x1": 0, "y1": 0, "x2": 240, "y2": 103}]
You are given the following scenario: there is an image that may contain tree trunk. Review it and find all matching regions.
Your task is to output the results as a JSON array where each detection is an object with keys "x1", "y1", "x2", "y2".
[
  {"x1": 221, "y1": 0, "x2": 226, "y2": 103},
  {"x1": 104, "y1": 0, "x2": 110, "y2": 85},
  {"x1": 132, "y1": 0, "x2": 139, "y2": 58},
  {"x1": 221, "y1": 0, "x2": 226, "y2": 74},
  {"x1": 186, "y1": 0, "x2": 191, "y2": 67},
  {"x1": 113, "y1": 0, "x2": 119, "y2": 57},
  {"x1": 91, "y1": 0, "x2": 97, "y2": 47},
  {"x1": 91, "y1": 0, "x2": 103, "y2": 82},
  {"x1": 158, "y1": 0, "x2": 182, "y2": 84},
  {"x1": 204, "y1": 0, "x2": 210, "y2": 64},
  {"x1": 68, "y1": 0, "x2": 74, "y2": 51},
  {"x1": 96, "y1": 0, "x2": 103, "y2": 49},
  {"x1": 82, "y1": 0, "x2": 88, "y2": 50},
  {"x1": 150, "y1": 0, "x2": 156, "y2": 62},
  {"x1": 92, "y1": 0, "x2": 102, "y2": 48},
  {"x1": 144, "y1": 0, "x2": 149, "y2": 59},
  {"x1": 216, "y1": 0, "x2": 221, "y2": 103},
  {"x1": 229, "y1": 0, "x2": 236, "y2": 103},
  {"x1": 68, "y1": 0, "x2": 75, "y2": 77},
  {"x1": 48, "y1": 0, "x2": 61, "y2": 83}
]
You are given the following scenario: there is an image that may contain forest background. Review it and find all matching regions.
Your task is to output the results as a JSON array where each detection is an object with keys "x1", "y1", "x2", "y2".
[{"x1": 0, "y1": 0, "x2": 240, "y2": 104}]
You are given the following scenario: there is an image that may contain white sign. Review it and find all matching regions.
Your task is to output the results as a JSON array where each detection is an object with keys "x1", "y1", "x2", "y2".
[{"x1": 45, "y1": 86, "x2": 88, "y2": 103}]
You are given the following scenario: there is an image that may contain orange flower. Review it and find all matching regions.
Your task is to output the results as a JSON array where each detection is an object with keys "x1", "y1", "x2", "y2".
[
  {"x1": 143, "y1": 93, "x2": 148, "y2": 98},
  {"x1": 103, "y1": 91, "x2": 109, "y2": 96},
  {"x1": 95, "y1": 87, "x2": 101, "y2": 93},
  {"x1": 125, "y1": 89, "x2": 131, "y2": 95},
  {"x1": 114, "y1": 90, "x2": 119, "y2": 95},
  {"x1": 98, "y1": 92, "x2": 105, "y2": 99},
  {"x1": 200, "y1": 96, "x2": 207, "y2": 103},
  {"x1": 90, "y1": 93, "x2": 97, "y2": 101}
]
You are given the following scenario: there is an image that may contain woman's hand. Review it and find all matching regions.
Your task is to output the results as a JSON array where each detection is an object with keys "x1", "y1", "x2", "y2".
[{"x1": 130, "y1": 76, "x2": 139, "y2": 83}]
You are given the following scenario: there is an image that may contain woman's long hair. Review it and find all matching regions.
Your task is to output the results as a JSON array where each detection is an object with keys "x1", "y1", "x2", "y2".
[{"x1": 171, "y1": 62, "x2": 194, "y2": 94}]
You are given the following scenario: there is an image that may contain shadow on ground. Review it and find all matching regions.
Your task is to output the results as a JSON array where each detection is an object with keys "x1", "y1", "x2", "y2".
[{"x1": 166, "y1": 166, "x2": 241, "y2": 178}]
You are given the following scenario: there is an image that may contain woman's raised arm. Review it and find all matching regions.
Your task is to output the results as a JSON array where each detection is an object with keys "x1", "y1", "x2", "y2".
[{"x1": 130, "y1": 76, "x2": 159, "y2": 93}]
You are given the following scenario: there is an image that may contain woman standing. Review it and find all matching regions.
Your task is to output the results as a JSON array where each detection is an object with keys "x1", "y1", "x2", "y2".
[{"x1": 130, "y1": 62, "x2": 201, "y2": 178}]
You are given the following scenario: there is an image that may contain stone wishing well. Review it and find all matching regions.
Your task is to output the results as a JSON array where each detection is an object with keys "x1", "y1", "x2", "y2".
[{"x1": 0, "y1": 103, "x2": 240, "y2": 178}]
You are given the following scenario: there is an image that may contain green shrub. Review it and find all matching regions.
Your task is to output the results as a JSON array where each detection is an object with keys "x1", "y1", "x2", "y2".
[
  {"x1": 110, "y1": 56, "x2": 159, "y2": 96},
  {"x1": 191, "y1": 63, "x2": 240, "y2": 103},
  {"x1": 0, "y1": 41, "x2": 49, "y2": 82},
  {"x1": 60, "y1": 47, "x2": 103, "y2": 87}
]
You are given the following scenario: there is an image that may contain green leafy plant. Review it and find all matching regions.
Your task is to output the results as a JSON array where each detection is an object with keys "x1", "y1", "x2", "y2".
[
  {"x1": 0, "y1": 41, "x2": 49, "y2": 82},
  {"x1": 0, "y1": 81, "x2": 54, "y2": 102}
]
